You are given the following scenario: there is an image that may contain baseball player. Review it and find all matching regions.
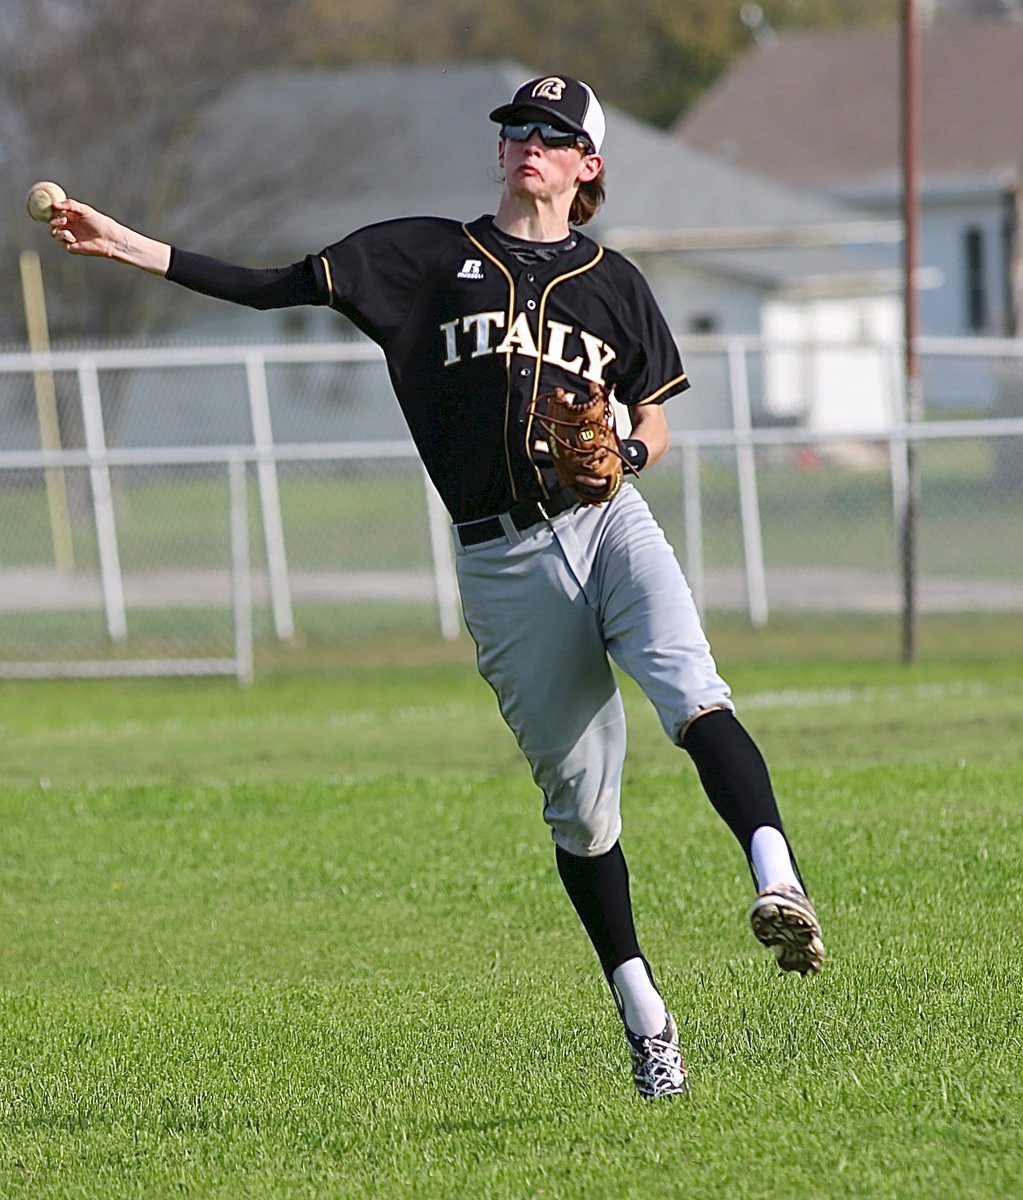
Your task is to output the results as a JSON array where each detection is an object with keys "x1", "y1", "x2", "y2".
[{"x1": 47, "y1": 73, "x2": 824, "y2": 1100}]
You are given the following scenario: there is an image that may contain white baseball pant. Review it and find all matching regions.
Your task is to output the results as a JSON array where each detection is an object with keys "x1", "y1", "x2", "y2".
[{"x1": 454, "y1": 483, "x2": 734, "y2": 857}]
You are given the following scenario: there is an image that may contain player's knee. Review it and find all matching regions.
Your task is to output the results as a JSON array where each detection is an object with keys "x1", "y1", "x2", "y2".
[
  {"x1": 676, "y1": 702, "x2": 735, "y2": 746},
  {"x1": 543, "y1": 790, "x2": 621, "y2": 858},
  {"x1": 550, "y1": 825, "x2": 620, "y2": 858}
]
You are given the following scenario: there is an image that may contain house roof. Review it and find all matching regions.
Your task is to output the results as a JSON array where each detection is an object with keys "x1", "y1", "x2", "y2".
[
  {"x1": 676, "y1": 19, "x2": 1023, "y2": 194},
  {"x1": 173, "y1": 60, "x2": 897, "y2": 286}
]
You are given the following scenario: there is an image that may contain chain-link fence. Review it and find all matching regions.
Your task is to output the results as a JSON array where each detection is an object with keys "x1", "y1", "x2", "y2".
[{"x1": 1, "y1": 337, "x2": 1021, "y2": 679}]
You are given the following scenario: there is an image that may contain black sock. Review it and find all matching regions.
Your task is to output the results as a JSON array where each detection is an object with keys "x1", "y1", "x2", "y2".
[
  {"x1": 555, "y1": 841, "x2": 643, "y2": 979},
  {"x1": 682, "y1": 709, "x2": 803, "y2": 885}
]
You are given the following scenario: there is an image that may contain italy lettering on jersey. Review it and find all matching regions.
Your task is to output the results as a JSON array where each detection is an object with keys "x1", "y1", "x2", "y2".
[
  {"x1": 313, "y1": 215, "x2": 689, "y2": 523},
  {"x1": 439, "y1": 312, "x2": 617, "y2": 386}
]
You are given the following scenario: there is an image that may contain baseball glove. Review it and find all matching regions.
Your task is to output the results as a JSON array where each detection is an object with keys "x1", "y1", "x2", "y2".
[{"x1": 534, "y1": 382, "x2": 627, "y2": 506}]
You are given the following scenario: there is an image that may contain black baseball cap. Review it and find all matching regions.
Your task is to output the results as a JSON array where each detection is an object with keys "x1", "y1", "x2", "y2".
[{"x1": 490, "y1": 75, "x2": 606, "y2": 153}]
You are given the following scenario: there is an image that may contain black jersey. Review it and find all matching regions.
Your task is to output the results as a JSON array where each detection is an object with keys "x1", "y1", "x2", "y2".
[{"x1": 168, "y1": 215, "x2": 689, "y2": 523}]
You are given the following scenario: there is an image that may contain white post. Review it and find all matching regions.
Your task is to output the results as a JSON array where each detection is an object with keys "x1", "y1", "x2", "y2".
[
  {"x1": 421, "y1": 465, "x2": 461, "y2": 641},
  {"x1": 229, "y1": 457, "x2": 254, "y2": 685},
  {"x1": 245, "y1": 352, "x2": 295, "y2": 641},
  {"x1": 728, "y1": 339, "x2": 768, "y2": 627},
  {"x1": 681, "y1": 441, "x2": 706, "y2": 618},
  {"x1": 78, "y1": 358, "x2": 127, "y2": 641},
  {"x1": 886, "y1": 343, "x2": 910, "y2": 537}
]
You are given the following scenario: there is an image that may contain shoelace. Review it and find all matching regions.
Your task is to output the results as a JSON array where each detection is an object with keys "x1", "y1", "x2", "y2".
[{"x1": 630, "y1": 1033, "x2": 685, "y2": 1091}]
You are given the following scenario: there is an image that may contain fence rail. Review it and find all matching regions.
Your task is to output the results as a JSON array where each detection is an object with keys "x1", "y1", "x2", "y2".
[{"x1": 1, "y1": 336, "x2": 1020, "y2": 680}]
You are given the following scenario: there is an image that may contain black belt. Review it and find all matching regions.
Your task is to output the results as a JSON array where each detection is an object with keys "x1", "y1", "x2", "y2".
[{"x1": 455, "y1": 491, "x2": 578, "y2": 547}]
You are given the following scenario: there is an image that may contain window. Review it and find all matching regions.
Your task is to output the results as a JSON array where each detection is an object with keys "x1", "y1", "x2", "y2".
[
  {"x1": 964, "y1": 227, "x2": 987, "y2": 333},
  {"x1": 688, "y1": 313, "x2": 718, "y2": 334},
  {"x1": 281, "y1": 310, "x2": 309, "y2": 339}
]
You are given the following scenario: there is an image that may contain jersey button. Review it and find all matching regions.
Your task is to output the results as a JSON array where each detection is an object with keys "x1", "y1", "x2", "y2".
[
  {"x1": 526, "y1": 300, "x2": 537, "y2": 310},
  {"x1": 526, "y1": 274, "x2": 536, "y2": 283},
  {"x1": 520, "y1": 367, "x2": 531, "y2": 376}
]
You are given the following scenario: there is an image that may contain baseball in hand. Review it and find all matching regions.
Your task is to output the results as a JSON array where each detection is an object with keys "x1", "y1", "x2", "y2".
[{"x1": 26, "y1": 181, "x2": 67, "y2": 223}]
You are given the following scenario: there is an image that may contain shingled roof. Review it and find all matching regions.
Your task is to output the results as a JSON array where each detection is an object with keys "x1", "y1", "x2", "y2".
[
  {"x1": 175, "y1": 60, "x2": 896, "y2": 271},
  {"x1": 676, "y1": 19, "x2": 1023, "y2": 194}
]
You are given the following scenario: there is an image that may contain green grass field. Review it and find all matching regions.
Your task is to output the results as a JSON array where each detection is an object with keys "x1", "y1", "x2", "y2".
[{"x1": 1, "y1": 622, "x2": 1022, "y2": 1199}]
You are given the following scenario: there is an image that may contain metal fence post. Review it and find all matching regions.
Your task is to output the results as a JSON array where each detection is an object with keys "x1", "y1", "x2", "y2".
[
  {"x1": 245, "y1": 352, "x2": 295, "y2": 641},
  {"x1": 886, "y1": 344, "x2": 910, "y2": 540},
  {"x1": 78, "y1": 358, "x2": 127, "y2": 642},
  {"x1": 727, "y1": 339, "x2": 769, "y2": 627},
  {"x1": 422, "y1": 465, "x2": 462, "y2": 641},
  {"x1": 681, "y1": 440, "x2": 706, "y2": 617},
  {"x1": 228, "y1": 457, "x2": 254, "y2": 685}
]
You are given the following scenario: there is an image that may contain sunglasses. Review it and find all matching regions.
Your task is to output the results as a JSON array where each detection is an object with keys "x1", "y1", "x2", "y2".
[{"x1": 501, "y1": 121, "x2": 593, "y2": 154}]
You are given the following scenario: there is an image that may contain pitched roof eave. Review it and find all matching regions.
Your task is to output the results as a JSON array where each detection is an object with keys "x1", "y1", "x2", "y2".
[
  {"x1": 774, "y1": 266, "x2": 942, "y2": 301},
  {"x1": 602, "y1": 220, "x2": 902, "y2": 253}
]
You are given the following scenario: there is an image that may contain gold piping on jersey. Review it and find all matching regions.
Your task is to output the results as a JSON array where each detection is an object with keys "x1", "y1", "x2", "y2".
[
  {"x1": 462, "y1": 225, "x2": 521, "y2": 501},
  {"x1": 524, "y1": 248, "x2": 605, "y2": 497},
  {"x1": 636, "y1": 373, "x2": 688, "y2": 405},
  {"x1": 319, "y1": 255, "x2": 335, "y2": 302}
]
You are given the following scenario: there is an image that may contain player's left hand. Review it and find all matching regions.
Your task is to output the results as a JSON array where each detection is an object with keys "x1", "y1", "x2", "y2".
[{"x1": 535, "y1": 382, "x2": 625, "y2": 505}]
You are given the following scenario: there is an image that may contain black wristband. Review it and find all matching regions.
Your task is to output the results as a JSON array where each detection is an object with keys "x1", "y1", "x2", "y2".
[{"x1": 621, "y1": 438, "x2": 649, "y2": 473}]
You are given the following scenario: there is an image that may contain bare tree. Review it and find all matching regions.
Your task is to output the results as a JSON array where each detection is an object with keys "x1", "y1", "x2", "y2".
[
  {"x1": 1, "y1": 0, "x2": 900, "y2": 341},
  {"x1": 1, "y1": 0, "x2": 305, "y2": 341}
]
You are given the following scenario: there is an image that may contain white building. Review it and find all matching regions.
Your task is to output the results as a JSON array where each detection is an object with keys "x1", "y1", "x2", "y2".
[{"x1": 677, "y1": 18, "x2": 1023, "y2": 356}]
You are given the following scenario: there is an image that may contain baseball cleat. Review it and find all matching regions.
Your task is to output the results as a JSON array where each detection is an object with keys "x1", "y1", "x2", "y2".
[
  {"x1": 749, "y1": 883, "x2": 825, "y2": 975},
  {"x1": 625, "y1": 1011, "x2": 689, "y2": 1100}
]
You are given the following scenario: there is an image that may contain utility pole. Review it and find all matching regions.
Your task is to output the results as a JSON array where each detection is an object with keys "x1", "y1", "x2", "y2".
[
  {"x1": 20, "y1": 249, "x2": 75, "y2": 571},
  {"x1": 899, "y1": 0, "x2": 922, "y2": 664}
]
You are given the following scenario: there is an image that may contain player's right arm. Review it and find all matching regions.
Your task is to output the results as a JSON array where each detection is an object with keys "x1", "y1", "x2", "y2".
[
  {"x1": 48, "y1": 197, "x2": 323, "y2": 309},
  {"x1": 50, "y1": 199, "x2": 171, "y2": 275}
]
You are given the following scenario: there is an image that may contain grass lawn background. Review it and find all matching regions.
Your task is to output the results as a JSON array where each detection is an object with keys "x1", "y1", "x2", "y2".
[{"x1": 0, "y1": 620, "x2": 1020, "y2": 1198}]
